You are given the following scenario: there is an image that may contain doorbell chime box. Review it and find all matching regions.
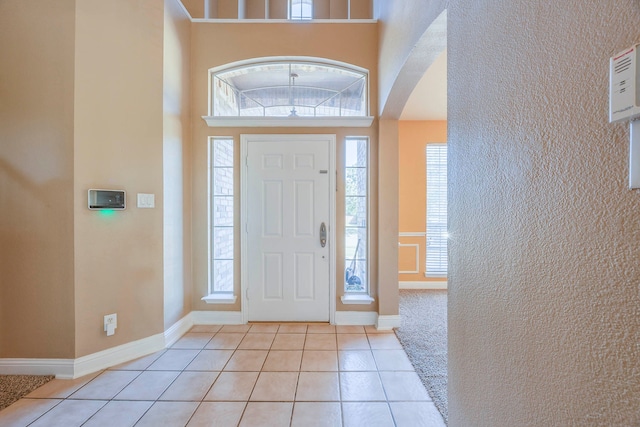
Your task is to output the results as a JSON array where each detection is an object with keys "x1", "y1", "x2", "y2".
[
  {"x1": 610, "y1": 44, "x2": 640, "y2": 123},
  {"x1": 88, "y1": 189, "x2": 126, "y2": 210}
]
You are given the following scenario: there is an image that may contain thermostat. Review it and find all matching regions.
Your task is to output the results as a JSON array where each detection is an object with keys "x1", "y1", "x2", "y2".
[{"x1": 88, "y1": 189, "x2": 126, "y2": 210}]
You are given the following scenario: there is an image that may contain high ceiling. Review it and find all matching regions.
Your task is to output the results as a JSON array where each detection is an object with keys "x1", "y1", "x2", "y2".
[{"x1": 400, "y1": 49, "x2": 447, "y2": 121}]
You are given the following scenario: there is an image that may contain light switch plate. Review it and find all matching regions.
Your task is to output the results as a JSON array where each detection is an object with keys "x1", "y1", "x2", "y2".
[{"x1": 137, "y1": 193, "x2": 155, "y2": 208}]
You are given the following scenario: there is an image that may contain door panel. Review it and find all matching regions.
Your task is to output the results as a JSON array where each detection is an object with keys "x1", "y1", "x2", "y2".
[{"x1": 246, "y1": 136, "x2": 331, "y2": 322}]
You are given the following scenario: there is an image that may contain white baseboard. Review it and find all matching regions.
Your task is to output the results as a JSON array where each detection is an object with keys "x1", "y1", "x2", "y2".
[
  {"x1": 0, "y1": 358, "x2": 75, "y2": 378},
  {"x1": 0, "y1": 308, "x2": 401, "y2": 379},
  {"x1": 0, "y1": 333, "x2": 166, "y2": 379},
  {"x1": 334, "y1": 311, "x2": 377, "y2": 326},
  {"x1": 399, "y1": 281, "x2": 447, "y2": 290},
  {"x1": 164, "y1": 313, "x2": 194, "y2": 347},
  {"x1": 376, "y1": 315, "x2": 401, "y2": 330},
  {"x1": 191, "y1": 310, "x2": 243, "y2": 325},
  {"x1": 73, "y1": 333, "x2": 165, "y2": 379}
]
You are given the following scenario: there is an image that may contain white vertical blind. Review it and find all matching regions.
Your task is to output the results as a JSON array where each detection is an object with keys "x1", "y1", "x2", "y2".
[{"x1": 426, "y1": 144, "x2": 447, "y2": 276}]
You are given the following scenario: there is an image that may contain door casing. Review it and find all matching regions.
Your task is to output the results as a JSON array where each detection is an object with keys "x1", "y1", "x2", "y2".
[{"x1": 240, "y1": 134, "x2": 336, "y2": 324}]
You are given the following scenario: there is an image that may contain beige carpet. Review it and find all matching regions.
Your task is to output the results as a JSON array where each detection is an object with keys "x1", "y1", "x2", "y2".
[
  {"x1": 395, "y1": 289, "x2": 448, "y2": 424},
  {"x1": 0, "y1": 375, "x2": 54, "y2": 411}
]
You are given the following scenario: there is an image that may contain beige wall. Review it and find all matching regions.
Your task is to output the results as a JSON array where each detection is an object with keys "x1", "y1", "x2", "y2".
[
  {"x1": 181, "y1": 0, "x2": 204, "y2": 18},
  {"x1": 398, "y1": 121, "x2": 446, "y2": 282},
  {"x1": 377, "y1": 119, "x2": 398, "y2": 316},
  {"x1": 73, "y1": 0, "x2": 165, "y2": 357},
  {"x1": 0, "y1": 0, "x2": 77, "y2": 359},
  {"x1": 448, "y1": 1, "x2": 640, "y2": 425},
  {"x1": 190, "y1": 22, "x2": 380, "y2": 313},
  {"x1": 164, "y1": 0, "x2": 193, "y2": 329}
]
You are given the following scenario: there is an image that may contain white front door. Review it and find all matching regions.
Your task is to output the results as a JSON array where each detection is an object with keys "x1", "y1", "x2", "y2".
[{"x1": 242, "y1": 135, "x2": 334, "y2": 322}]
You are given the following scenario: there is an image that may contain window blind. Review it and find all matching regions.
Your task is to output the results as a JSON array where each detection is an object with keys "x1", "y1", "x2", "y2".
[{"x1": 426, "y1": 144, "x2": 447, "y2": 276}]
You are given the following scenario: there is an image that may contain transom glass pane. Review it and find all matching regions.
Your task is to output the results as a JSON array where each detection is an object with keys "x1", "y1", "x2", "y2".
[{"x1": 213, "y1": 61, "x2": 368, "y2": 118}]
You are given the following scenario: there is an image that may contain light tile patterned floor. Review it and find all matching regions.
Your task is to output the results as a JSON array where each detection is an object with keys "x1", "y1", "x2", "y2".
[{"x1": 0, "y1": 324, "x2": 446, "y2": 427}]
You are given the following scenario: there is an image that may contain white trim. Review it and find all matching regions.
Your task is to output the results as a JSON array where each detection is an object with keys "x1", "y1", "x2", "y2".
[
  {"x1": 0, "y1": 307, "x2": 402, "y2": 379},
  {"x1": 201, "y1": 294, "x2": 238, "y2": 304},
  {"x1": 376, "y1": 315, "x2": 401, "y2": 330},
  {"x1": 0, "y1": 358, "x2": 75, "y2": 379},
  {"x1": 73, "y1": 334, "x2": 165, "y2": 379},
  {"x1": 0, "y1": 312, "x2": 245, "y2": 379},
  {"x1": 399, "y1": 232, "x2": 426, "y2": 237},
  {"x1": 340, "y1": 294, "x2": 375, "y2": 305},
  {"x1": 163, "y1": 313, "x2": 194, "y2": 348},
  {"x1": 192, "y1": 310, "x2": 244, "y2": 325},
  {"x1": 0, "y1": 333, "x2": 167, "y2": 379},
  {"x1": 191, "y1": 19, "x2": 377, "y2": 24},
  {"x1": 400, "y1": 281, "x2": 448, "y2": 290},
  {"x1": 202, "y1": 116, "x2": 374, "y2": 128},
  {"x1": 398, "y1": 243, "x2": 420, "y2": 274},
  {"x1": 334, "y1": 311, "x2": 377, "y2": 326},
  {"x1": 241, "y1": 134, "x2": 336, "y2": 324}
]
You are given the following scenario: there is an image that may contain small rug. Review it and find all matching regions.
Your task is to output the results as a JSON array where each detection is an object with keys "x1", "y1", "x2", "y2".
[
  {"x1": 0, "y1": 375, "x2": 54, "y2": 411},
  {"x1": 395, "y1": 289, "x2": 448, "y2": 423}
]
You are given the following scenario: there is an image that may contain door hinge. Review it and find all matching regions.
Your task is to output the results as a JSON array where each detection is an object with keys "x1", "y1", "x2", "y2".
[{"x1": 245, "y1": 287, "x2": 250, "y2": 300}]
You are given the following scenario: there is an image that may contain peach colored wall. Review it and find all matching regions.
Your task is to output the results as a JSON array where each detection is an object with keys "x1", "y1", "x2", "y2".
[
  {"x1": 73, "y1": 0, "x2": 165, "y2": 357},
  {"x1": 269, "y1": 0, "x2": 288, "y2": 19},
  {"x1": 0, "y1": 0, "x2": 76, "y2": 358},
  {"x1": 398, "y1": 120, "x2": 446, "y2": 281},
  {"x1": 190, "y1": 22, "x2": 379, "y2": 314},
  {"x1": 246, "y1": 0, "x2": 265, "y2": 19},
  {"x1": 181, "y1": 0, "x2": 204, "y2": 18},
  {"x1": 449, "y1": 1, "x2": 640, "y2": 425},
  {"x1": 218, "y1": 0, "x2": 238, "y2": 18},
  {"x1": 164, "y1": 0, "x2": 193, "y2": 329},
  {"x1": 349, "y1": 0, "x2": 371, "y2": 19}
]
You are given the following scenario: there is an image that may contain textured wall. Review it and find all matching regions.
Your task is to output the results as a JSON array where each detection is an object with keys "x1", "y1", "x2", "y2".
[{"x1": 448, "y1": 1, "x2": 640, "y2": 425}]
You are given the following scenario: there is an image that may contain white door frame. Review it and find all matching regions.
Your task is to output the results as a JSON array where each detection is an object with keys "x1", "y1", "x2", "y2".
[{"x1": 240, "y1": 134, "x2": 336, "y2": 324}]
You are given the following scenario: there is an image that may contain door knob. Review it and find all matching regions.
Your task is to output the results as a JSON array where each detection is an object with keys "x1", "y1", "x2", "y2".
[{"x1": 320, "y1": 222, "x2": 327, "y2": 247}]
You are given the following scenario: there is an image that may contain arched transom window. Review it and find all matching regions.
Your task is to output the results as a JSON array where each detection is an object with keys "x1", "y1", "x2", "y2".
[{"x1": 210, "y1": 59, "x2": 369, "y2": 122}]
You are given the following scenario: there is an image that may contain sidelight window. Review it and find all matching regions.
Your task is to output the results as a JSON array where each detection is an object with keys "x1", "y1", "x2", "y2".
[
  {"x1": 344, "y1": 137, "x2": 369, "y2": 295},
  {"x1": 204, "y1": 137, "x2": 236, "y2": 303}
]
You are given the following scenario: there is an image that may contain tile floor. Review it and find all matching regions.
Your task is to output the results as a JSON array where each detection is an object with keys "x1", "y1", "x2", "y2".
[{"x1": 0, "y1": 324, "x2": 446, "y2": 427}]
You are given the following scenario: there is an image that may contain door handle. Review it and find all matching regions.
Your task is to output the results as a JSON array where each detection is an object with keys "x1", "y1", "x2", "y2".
[{"x1": 320, "y1": 222, "x2": 327, "y2": 248}]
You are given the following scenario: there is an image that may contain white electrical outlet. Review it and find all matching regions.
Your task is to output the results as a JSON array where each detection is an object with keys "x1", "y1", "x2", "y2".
[{"x1": 104, "y1": 313, "x2": 117, "y2": 336}]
